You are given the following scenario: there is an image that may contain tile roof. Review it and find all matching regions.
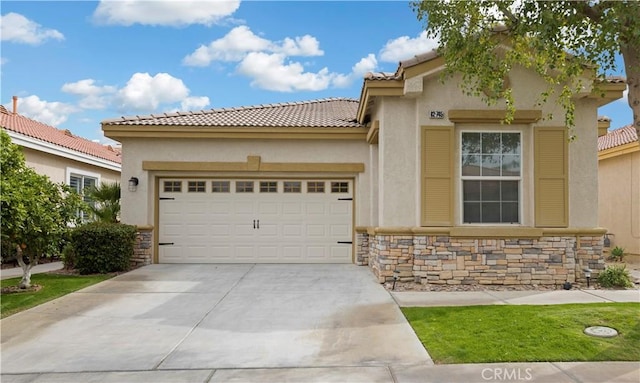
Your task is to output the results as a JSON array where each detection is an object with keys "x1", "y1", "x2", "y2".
[
  {"x1": 0, "y1": 105, "x2": 121, "y2": 164},
  {"x1": 102, "y1": 98, "x2": 363, "y2": 128},
  {"x1": 598, "y1": 124, "x2": 638, "y2": 151}
]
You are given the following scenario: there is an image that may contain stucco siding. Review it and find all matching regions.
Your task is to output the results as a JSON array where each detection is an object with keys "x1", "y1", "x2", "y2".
[
  {"x1": 599, "y1": 151, "x2": 640, "y2": 255},
  {"x1": 22, "y1": 147, "x2": 120, "y2": 185},
  {"x1": 378, "y1": 98, "x2": 418, "y2": 226},
  {"x1": 119, "y1": 138, "x2": 371, "y2": 227}
]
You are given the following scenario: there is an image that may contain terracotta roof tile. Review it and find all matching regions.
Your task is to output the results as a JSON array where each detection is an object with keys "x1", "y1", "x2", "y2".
[
  {"x1": 598, "y1": 124, "x2": 638, "y2": 151},
  {"x1": 102, "y1": 98, "x2": 363, "y2": 128},
  {"x1": 0, "y1": 106, "x2": 121, "y2": 164}
]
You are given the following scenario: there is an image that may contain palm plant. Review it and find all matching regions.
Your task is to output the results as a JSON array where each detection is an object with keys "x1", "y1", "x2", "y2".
[{"x1": 85, "y1": 182, "x2": 121, "y2": 223}]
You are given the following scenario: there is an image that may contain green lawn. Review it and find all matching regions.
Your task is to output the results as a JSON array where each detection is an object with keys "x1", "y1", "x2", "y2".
[
  {"x1": 402, "y1": 303, "x2": 640, "y2": 364},
  {"x1": 1, "y1": 273, "x2": 113, "y2": 318}
]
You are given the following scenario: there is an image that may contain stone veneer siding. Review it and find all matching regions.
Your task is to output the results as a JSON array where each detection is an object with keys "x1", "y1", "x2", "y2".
[
  {"x1": 131, "y1": 227, "x2": 153, "y2": 268},
  {"x1": 357, "y1": 233, "x2": 604, "y2": 287}
]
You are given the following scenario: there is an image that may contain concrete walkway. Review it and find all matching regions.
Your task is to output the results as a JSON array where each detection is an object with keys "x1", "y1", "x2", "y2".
[
  {"x1": 1, "y1": 264, "x2": 638, "y2": 383},
  {"x1": 0, "y1": 261, "x2": 63, "y2": 280}
]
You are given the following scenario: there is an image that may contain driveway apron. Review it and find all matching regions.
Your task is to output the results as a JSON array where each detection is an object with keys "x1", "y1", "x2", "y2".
[{"x1": 0, "y1": 264, "x2": 431, "y2": 374}]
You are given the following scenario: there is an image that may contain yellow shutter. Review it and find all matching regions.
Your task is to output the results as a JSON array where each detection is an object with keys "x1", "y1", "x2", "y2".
[
  {"x1": 534, "y1": 127, "x2": 568, "y2": 227},
  {"x1": 421, "y1": 126, "x2": 454, "y2": 226}
]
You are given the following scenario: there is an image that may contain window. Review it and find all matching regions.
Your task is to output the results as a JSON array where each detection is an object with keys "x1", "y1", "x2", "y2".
[
  {"x1": 331, "y1": 182, "x2": 349, "y2": 193},
  {"x1": 307, "y1": 181, "x2": 325, "y2": 193},
  {"x1": 236, "y1": 181, "x2": 254, "y2": 193},
  {"x1": 163, "y1": 181, "x2": 182, "y2": 192},
  {"x1": 260, "y1": 181, "x2": 278, "y2": 193},
  {"x1": 284, "y1": 181, "x2": 301, "y2": 193},
  {"x1": 212, "y1": 181, "x2": 230, "y2": 193},
  {"x1": 461, "y1": 132, "x2": 521, "y2": 224},
  {"x1": 188, "y1": 181, "x2": 206, "y2": 193},
  {"x1": 69, "y1": 173, "x2": 98, "y2": 221}
]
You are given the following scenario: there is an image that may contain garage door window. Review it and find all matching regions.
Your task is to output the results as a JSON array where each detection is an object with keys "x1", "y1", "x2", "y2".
[
  {"x1": 284, "y1": 181, "x2": 301, "y2": 193},
  {"x1": 236, "y1": 181, "x2": 254, "y2": 193},
  {"x1": 188, "y1": 181, "x2": 206, "y2": 193},
  {"x1": 212, "y1": 181, "x2": 230, "y2": 193},
  {"x1": 260, "y1": 181, "x2": 278, "y2": 193},
  {"x1": 307, "y1": 181, "x2": 325, "y2": 193},
  {"x1": 164, "y1": 181, "x2": 182, "y2": 192},
  {"x1": 331, "y1": 182, "x2": 349, "y2": 193}
]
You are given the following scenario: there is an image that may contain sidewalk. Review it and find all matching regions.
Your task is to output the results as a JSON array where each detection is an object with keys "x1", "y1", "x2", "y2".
[
  {"x1": 390, "y1": 288, "x2": 640, "y2": 307},
  {"x1": 0, "y1": 261, "x2": 63, "y2": 280}
]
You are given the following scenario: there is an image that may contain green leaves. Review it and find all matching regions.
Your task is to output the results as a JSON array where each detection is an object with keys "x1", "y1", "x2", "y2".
[
  {"x1": 412, "y1": 0, "x2": 638, "y2": 128},
  {"x1": 0, "y1": 130, "x2": 85, "y2": 262}
]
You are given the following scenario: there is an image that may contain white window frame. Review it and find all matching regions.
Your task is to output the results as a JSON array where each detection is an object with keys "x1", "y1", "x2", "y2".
[
  {"x1": 459, "y1": 131, "x2": 522, "y2": 225},
  {"x1": 66, "y1": 167, "x2": 101, "y2": 222}
]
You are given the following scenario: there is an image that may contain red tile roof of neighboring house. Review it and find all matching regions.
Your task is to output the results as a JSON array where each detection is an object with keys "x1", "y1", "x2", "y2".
[
  {"x1": 598, "y1": 124, "x2": 639, "y2": 151},
  {"x1": 102, "y1": 98, "x2": 363, "y2": 128},
  {"x1": 0, "y1": 105, "x2": 121, "y2": 164}
]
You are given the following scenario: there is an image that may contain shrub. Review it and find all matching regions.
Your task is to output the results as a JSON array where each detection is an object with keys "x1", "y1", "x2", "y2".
[
  {"x1": 61, "y1": 243, "x2": 77, "y2": 270},
  {"x1": 609, "y1": 246, "x2": 625, "y2": 262},
  {"x1": 70, "y1": 223, "x2": 136, "y2": 274},
  {"x1": 597, "y1": 265, "x2": 633, "y2": 288}
]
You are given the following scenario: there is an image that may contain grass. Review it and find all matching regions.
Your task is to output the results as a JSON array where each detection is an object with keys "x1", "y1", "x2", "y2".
[
  {"x1": 402, "y1": 303, "x2": 640, "y2": 364},
  {"x1": 1, "y1": 273, "x2": 113, "y2": 318}
]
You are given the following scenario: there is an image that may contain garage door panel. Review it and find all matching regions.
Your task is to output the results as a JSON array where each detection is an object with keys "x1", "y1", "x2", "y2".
[{"x1": 159, "y1": 179, "x2": 352, "y2": 263}]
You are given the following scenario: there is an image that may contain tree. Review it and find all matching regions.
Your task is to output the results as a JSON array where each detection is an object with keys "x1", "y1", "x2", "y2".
[
  {"x1": 0, "y1": 130, "x2": 84, "y2": 288},
  {"x1": 412, "y1": 0, "x2": 639, "y2": 137},
  {"x1": 85, "y1": 181, "x2": 121, "y2": 223}
]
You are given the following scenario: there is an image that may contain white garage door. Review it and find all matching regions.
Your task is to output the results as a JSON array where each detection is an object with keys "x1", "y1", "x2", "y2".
[{"x1": 158, "y1": 179, "x2": 353, "y2": 263}]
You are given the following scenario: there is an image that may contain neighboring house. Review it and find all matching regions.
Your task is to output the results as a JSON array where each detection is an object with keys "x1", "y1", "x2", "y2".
[
  {"x1": 598, "y1": 125, "x2": 640, "y2": 256},
  {"x1": 103, "y1": 50, "x2": 624, "y2": 285},
  {"x1": 1, "y1": 97, "x2": 121, "y2": 220}
]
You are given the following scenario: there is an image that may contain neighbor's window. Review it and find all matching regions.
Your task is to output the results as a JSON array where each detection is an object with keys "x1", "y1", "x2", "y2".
[
  {"x1": 461, "y1": 132, "x2": 521, "y2": 224},
  {"x1": 69, "y1": 173, "x2": 98, "y2": 221}
]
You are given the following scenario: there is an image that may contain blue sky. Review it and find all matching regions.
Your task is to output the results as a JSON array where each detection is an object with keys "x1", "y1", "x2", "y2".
[{"x1": 0, "y1": 0, "x2": 632, "y2": 143}]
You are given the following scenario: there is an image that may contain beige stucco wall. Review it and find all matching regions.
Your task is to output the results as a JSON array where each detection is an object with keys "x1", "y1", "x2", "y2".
[
  {"x1": 118, "y1": 138, "x2": 371, "y2": 228},
  {"x1": 22, "y1": 147, "x2": 120, "y2": 185},
  {"x1": 598, "y1": 151, "x2": 640, "y2": 255},
  {"x1": 371, "y1": 65, "x2": 600, "y2": 228}
]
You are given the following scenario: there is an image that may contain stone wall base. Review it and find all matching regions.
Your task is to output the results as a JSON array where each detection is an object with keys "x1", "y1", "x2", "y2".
[
  {"x1": 131, "y1": 227, "x2": 153, "y2": 269},
  {"x1": 357, "y1": 232, "x2": 604, "y2": 287}
]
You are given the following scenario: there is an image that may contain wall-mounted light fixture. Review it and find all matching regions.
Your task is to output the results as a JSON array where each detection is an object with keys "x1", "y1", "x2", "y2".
[{"x1": 128, "y1": 177, "x2": 139, "y2": 192}]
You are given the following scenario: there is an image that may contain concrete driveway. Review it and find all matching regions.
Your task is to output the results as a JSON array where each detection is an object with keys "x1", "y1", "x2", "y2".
[{"x1": 1, "y1": 264, "x2": 431, "y2": 379}]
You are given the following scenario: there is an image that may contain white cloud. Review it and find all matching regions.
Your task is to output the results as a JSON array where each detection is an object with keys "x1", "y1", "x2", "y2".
[
  {"x1": 379, "y1": 31, "x2": 439, "y2": 63},
  {"x1": 237, "y1": 52, "x2": 333, "y2": 92},
  {"x1": 12, "y1": 95, "x2": 77, "y2": 126},
  {"x1": 0, "y1": 13, "x2": 64, "y2": 45},
  {"x1": 181, "y1": 96, "x2": 210, "y2": 111},
  {"x1": 0, "y1": 57, "x2": 7, "y2": 65},
  {"x1": 183, "y1": 26, "x2": 323, "y2": 67},
  {"x1": 618, "y1": 87, "x2": 629, "y2": 103},
  {"x1": 116, "y1": 72, "x2": 191, "y2": 111},
  {"x1": 93, "y1": 0, "x2": 240, "y2": 26},
  {"x1": 183, "y1": 26, "x2": 272, "y2": 66},
  {"x1": 333, "y1": 54, "x2": 378, "y2": 88},
  {"x1": 277, "y1": 35, "x2": 323, "y2": 56},
  {"x1": 61, "y1": 79, "x2": 117, "y2": 109}
]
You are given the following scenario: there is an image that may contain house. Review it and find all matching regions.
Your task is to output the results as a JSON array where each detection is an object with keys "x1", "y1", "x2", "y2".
[
  {"x1": 598, "y1": 124, "x2": 640, "y2": 257},
  {"x1": 1, "y1": 96, "x2": 121, "y2": 219},
  {"x1": 102, "y1": 50, "x2": 625, "y2": 286}
]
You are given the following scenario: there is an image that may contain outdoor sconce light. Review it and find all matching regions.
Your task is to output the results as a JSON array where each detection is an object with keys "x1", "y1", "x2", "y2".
[
  {"x1": 583, "y1": 268, "x2": 592, "y2": 288},
  {"x1": 392, "y1": 269, "x2": 401, "y2": 290},
  {"x1": 128, "y1": 177, "x2": 139, "y2": 192}
]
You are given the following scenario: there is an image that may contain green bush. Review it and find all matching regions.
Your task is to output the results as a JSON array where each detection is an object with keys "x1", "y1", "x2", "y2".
[
  {"x1": 609, "y1": 246, "x2": 625, "y2": 262},
  {"x1": 597, "y1": 265, "x2": 633, "y2": 288},
  {"x1": 70, "y1": 223, "x2": 136, "y2": 274},
  {"x1": 61, "y1": 243, "x2": 77, "y2": 270}
]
